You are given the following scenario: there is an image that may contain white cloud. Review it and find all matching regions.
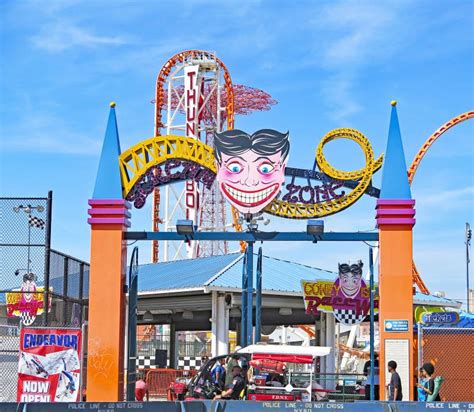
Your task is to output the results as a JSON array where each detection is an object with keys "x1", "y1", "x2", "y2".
[
  {"x1": 414, "y1": 186, "x2": 474, "y2": 218},
  {"x1": 31, "y1": 22, "x2": 129, "y2": 52},
  {"x1": 2, "y1": 111, "x2": 101, "y2": 155},
  {"x1": 420, "y1": 186, "x2": 474, "y2": 205},
  {"x1": 317, "y1": 2, "x2": 398, "y2": 68},
  {"x1": 413, "y1": 243, "x2": 468, "y2": 301},
  {"x1": 320, "y1": 73, "x2": 363, "y2": 122},
  {"x1": 307, "y1": 1, "x2": 405, "y2": 122}
]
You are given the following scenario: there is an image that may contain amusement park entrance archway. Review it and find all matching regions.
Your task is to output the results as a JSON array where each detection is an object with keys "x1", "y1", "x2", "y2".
[
  {"x1": 86, "y1": 103, "x2": 417, "y2": 403},
  {"x1": 125, "y1": 228, "x2": 379, "y2": 401}
]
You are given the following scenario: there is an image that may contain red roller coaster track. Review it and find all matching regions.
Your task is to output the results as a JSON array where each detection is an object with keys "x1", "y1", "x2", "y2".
[
  {"x1": 152, "y1": 50, "x2": 277, "y2": 262},
  {"x1": 409, "y1": 110, "x2": 474, "y2": 294}
]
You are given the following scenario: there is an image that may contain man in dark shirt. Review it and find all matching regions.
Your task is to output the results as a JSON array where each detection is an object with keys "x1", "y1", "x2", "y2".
[
  {"x1": 387, "y1": 360, "x2": 403, "y2": 401},
  {"x1": 363, "y1": 354, "x2": 380, "y2": 400},
  {"x1": 214, "y1": 366, "x2": 245, "y2": 400}
]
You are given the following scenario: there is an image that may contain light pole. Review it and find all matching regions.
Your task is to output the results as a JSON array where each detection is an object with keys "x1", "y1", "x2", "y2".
[
  {"x1": 466, "y1": 223, "x2": 472, "y2": 313},
  {"x1": 13, "y1": 204, "x2": 45, "y2": 274}
]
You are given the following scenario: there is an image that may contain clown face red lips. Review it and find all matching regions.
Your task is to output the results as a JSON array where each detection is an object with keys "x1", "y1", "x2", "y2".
[{"x1": 221, "y1": 183, "x2": 280, "y2": 207}]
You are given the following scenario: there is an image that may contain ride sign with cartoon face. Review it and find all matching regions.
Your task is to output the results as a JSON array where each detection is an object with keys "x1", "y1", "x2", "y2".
[{"x1": 214, "y1": 129, "x2": 290, "y2": 214}]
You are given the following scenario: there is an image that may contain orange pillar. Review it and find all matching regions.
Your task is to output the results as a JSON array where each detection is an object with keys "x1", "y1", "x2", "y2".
[
  {"x1": 87, "y1": 200, "x2": 130, "y2": 400},
  {"x1": 377, "y1": 102, "x2": 415, "y2": 401},
  {"x1": 377, "y1": 201, "x2": 415, "y2": 400},
  {"x1": 86, "y1": 103, "x2": 130, "y2": 401}
]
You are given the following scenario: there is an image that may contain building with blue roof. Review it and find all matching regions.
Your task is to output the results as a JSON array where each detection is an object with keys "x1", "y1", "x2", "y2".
[{"x1": 134, "y1": 252, "x2": 462, "y2": 365}]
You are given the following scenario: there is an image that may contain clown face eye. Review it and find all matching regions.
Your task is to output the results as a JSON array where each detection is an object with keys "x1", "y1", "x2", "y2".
[
  {"x1": 258, "y1": 163, "x2": 274, "y2": 174},
  {"x1": 226, "y1": 162, "x2": 242, "y2": 173}
]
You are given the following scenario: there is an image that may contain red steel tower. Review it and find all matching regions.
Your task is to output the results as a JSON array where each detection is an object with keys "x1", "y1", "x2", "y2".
[{"x1": 153, "y1": 50, "x2": 276, "y2": 262}]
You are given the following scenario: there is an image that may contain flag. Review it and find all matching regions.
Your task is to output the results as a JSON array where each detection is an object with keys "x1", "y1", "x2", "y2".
[{"x1": 28, "y1": 216, "x2": 45, "y2": 229}]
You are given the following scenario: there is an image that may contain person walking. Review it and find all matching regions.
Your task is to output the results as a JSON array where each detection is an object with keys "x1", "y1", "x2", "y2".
[
  {"x1": 387, "y1": 360, "x2": 403, "y2": 401},
  {"x1": 363, "y1": 353, "x2": 380, "y2": 400},
  {"x1": 417, "y1": 363, "x2": 442, "y2": 401}
]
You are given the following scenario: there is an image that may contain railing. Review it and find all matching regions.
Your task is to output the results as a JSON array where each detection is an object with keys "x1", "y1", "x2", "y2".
[
  {"x1": 146, "y1": 368, "x2": 198, "y2": 398},
  {"x1": 278, "y1": 371, "x2": 367, "y2": 401},
  {"x1": 314, "y1": 373, "x2": 367, "y2": 401}
]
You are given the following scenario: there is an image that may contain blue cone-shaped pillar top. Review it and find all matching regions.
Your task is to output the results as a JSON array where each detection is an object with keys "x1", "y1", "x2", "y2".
[
  {"x1": 379, "y1": 101, "x2": 412, "y2": 200},
  {"x1": 92, "y1": 103, "x2": 123, "y2": 199}
]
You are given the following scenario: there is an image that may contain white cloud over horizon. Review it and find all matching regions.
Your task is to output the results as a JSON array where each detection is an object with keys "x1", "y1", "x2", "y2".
[
  {"x1": 30, "y1": 22, "x2": 130, "y2": 52},
  {"x1": 2, "y1": 111, "x2": 102, "y2": 155}
]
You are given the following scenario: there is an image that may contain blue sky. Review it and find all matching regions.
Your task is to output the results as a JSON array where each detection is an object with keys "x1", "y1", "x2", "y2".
[{"x1": 1, "y1": 0, "x2": 473, "y2": 305}]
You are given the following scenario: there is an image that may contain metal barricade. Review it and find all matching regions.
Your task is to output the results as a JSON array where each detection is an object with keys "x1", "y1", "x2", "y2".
[{"x1": 146, "y1": 368, "x2": 198, "y2": 398}]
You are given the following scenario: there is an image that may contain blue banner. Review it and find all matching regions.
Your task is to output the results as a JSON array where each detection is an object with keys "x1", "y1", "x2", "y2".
[{"x1": 422, "y1": 312, "x2": 459, "y2": 325}]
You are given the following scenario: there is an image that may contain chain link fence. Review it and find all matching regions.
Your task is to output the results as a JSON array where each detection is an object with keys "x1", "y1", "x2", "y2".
[
  {"x1": 0, "y1": 195, "x2": 90, "y2": 401},
  {"x1": 419, "y1": 326, "x2": 474, "y2": 401}
]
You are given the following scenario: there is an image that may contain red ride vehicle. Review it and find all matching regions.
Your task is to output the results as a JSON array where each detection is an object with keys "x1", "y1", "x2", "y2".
[{"x1": 185, "y1": 344, "x2": 331, "y2": 401}]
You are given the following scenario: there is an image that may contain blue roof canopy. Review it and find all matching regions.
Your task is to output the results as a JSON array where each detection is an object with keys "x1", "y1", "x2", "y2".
[
  {"x1": 137, "y1": 253, "x2": 335, "y2": 293},
  {"x1": 136, "y1": 253, "x2": 460, "y2": 310}
]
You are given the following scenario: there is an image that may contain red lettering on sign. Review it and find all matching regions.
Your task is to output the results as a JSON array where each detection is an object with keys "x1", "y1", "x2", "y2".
[
  {"x1": 186, "y1": 193, "x2": 195, "y2": 209},
  {"x1": 186, "y1": 70, "x2": 197, "y2": 137}
]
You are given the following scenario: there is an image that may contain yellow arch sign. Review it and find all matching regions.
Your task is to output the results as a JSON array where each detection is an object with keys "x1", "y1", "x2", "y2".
[
  {"x1": 265, "y1": 128, "x2": 383, "y2": 219},
  {"x1": 120, "y1": 135, "x2": 216, "y2": 199},
  {"x1": 119, "y1": 129, "x2": 383, "y2": 219}
]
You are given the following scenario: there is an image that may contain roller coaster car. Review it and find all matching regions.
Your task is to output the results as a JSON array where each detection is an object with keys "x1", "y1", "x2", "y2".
[{"x1": 185, "y1": 344, "x2": 331, "y2": 401}]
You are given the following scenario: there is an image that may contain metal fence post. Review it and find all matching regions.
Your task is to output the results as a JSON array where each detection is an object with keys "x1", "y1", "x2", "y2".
[
  {"x1": 417, "y1": 322, "x2": 423, "y2": 373},
  {"x1": 369, "y1": 246, "x2": 375, "y2": 401},
  {"x1": 79, "y1": 262, "x2": 84, "y2": 324},
  {"x1": 127, "y1": 247, "x2": 139, "y2": 401},
  {"x1": 43, "y1": 191, "x2": 53, "y2": 325},
  {"x1": 63, "y1": 256, "x2": 69, "y2": 323},
  {"x1": 241, "y1": 251, "x2": 247, "y2": 347}
]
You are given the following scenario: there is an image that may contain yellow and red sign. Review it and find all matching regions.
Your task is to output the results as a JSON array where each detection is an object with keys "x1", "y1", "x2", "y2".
[
  {"x1": 302, "y1": 279, "x2": 379, "y2": 325},
  {"x1": 6, "y1": 288, "x2": 52, "y2": 326}
]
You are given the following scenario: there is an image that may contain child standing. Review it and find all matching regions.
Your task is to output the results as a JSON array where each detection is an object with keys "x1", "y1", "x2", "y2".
[{"x1": 417, "y1": 368, "x2": 427, "y2": 401}]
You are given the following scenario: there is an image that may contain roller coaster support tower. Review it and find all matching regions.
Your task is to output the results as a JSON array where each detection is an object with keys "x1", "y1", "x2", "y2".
[
  {"x1": 153, "y1": 50, "x2": 234, "y2": 261},
  {"x1": 152, "y1": 50, "x2": 277, "y2": 262}
]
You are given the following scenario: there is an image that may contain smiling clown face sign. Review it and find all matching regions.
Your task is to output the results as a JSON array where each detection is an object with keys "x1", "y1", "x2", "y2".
[{"x1": 214, "y1": 129, "x2": 290, "y2": 214}]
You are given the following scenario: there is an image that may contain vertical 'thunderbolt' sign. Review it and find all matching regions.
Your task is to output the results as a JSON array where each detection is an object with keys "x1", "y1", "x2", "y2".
[
  {"x1": 184, "y1": 65, "x2": 200, "y2": 258},
  {"x1": 17, "y1": 327, "x2": 82, "y2": 402}
]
